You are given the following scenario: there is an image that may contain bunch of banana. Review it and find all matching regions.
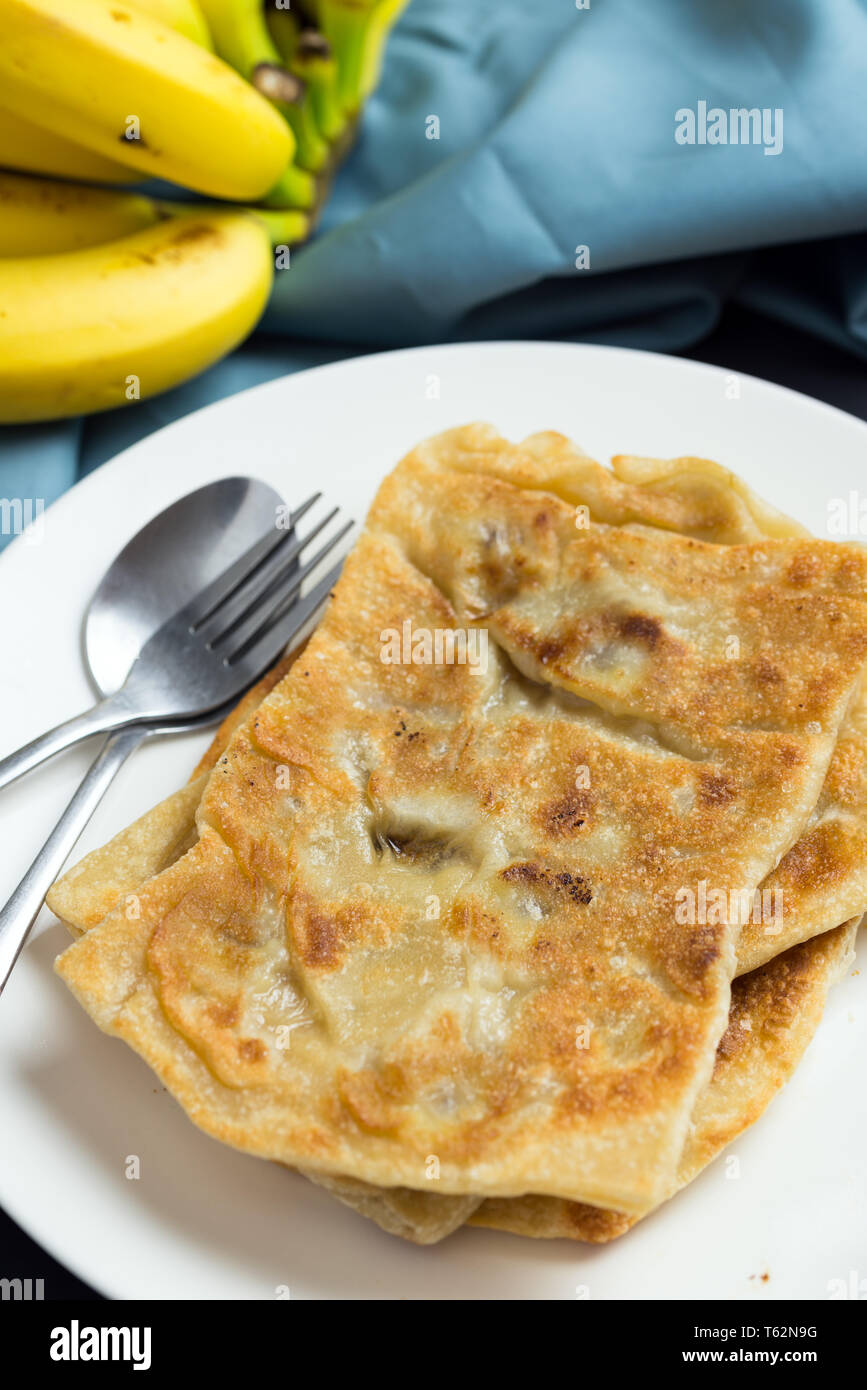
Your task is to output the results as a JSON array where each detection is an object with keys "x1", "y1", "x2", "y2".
[
  {"x1": 0, "y1": 0, "x2": 409, "y2": 421},
  {"x1": 200, "y1": 0, "x2": 410, "y2": 213}
]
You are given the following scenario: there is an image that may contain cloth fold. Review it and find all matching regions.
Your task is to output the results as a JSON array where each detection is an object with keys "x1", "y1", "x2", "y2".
[{"x1": 3, "y1": 0, "x2": 867, "y2": 544}]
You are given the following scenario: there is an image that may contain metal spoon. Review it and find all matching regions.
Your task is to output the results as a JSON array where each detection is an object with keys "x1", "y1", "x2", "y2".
[{"x1": 0, "y1": 476, "x2": 285, "y2": 994}]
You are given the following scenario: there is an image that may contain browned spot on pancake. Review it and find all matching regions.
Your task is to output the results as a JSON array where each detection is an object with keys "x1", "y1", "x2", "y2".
[
  {"x1": 566, "y1": 1201, "x2": 633, "y2": 1241},
  {"x1": 217, "y1": 912, "x2": 262, "y2": 947},
  {"x1": 665, "y1": 925, "x2": 722, "y2": 998},
  {"x1": 338, "y1": 1069, "x2": 401, "y2": 1135},
  {"x1": 718, "y1": 939, "x2": 821, "y2": 1062},
  {"x1": 787, "y1": 552, "x2": 821, "y2": 587},
  {"x1": 542, "y1": 791, "x2": 591, "y2": 836},
  {"x1": 501, "y1": 861, "x2": 541, "y2": 883},
  {"x1": 689, "y1": 927, "x2": 721, "y2": 972},
  {"x1": 531, "y1": 937, "x2": 556, "y2": 960},
  {"x1": 501, "y1": 861, "x2": 592, "y2": 904},
  {"x1": 206, "y1": 1001, "x2": 238, "y2": 1029},
  {"x1": 554, "y1": 871, "x2": 592, "y2": 905},
  {"x1": 835, "y1": 552, "x2": 866, "y2": 591},
  {"x1": 699, "y1": 771, "x2": 735, "y2": 806},
  {"x1": 825, "y1": 737, "x2": 867, "y2": 804},
  {"x1": 239, "y1": 1038, "x2": 266, "y2": 1063},
  {"x1": 617, "y1": 613, "x2": 662, "y2": 647},
  {"x1": 776, "y1": 741, "x2": 803, "y2": 768},
  {"x1": 533, "y1": 509, "x2": 551, "y2": 530},
  {"x1": 457, "y1": 901, "x2": 509, "y2": 956},
  {"x1": 774, "y1": 820, "x2": 845, "y2": 892},
  {"x1": 538, "y1": 636, "x2": 566, "y2": 664},
  {"x1": 714, "y1": 1011, "x2": 750, "y2": 1068},
  {"x1": 803, "y1": 668, "x2": 838, "y2": 718},
  {"x1": 753, "y1": 657, "x2": 783, "y2": 686},
  {"x1": 302, "y1": 914, "x2": 344, "y2": 969}
]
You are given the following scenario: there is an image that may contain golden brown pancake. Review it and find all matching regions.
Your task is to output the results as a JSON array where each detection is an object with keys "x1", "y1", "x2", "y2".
[{"x1": 53, "y1": 427, "x2": 867, "y2": 1221}]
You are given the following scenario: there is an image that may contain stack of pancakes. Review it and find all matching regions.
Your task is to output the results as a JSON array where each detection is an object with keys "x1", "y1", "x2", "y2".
[{"x1": 49, "y1": 424, "x2": 867, "y2": 1244}]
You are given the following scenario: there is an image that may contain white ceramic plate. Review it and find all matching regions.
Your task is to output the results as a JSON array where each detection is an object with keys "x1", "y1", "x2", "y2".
[{"x1": 1, "y1": 342, "x2": 865, "y2": 1301}]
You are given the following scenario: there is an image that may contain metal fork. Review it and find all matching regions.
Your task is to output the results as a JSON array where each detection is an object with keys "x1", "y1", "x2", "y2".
[
  {"x1": 0, "y1": 495, "x2": 352, "y2": 792},
  {"x1": 0, "y1": 499, "x2": 351, "y2": 995}
]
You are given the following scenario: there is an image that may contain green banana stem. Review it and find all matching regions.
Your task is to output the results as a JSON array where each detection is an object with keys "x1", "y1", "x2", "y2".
[
  {"x1": 304, "y1": 0, "x2": 409, "y2": 116},
  {"x1": 247, "y1": 206, "x2": 310, "y2": 246},
  {"x1": 155, "y1": 198, "x2": 309, "y2": 247},
  {"x1": 261, "y1": 162, "x2": 318, "y2": 212},
  {"x1": 267, "y1": 6, "x2": 348, "y2": 145},
  {"x1": 199, "y1": 0, "x2": 330, "y2": 172}
]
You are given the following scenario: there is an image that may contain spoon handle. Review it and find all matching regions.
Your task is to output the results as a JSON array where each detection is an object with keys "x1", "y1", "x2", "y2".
[
  {"x1": 0, "y1": 695, "x2": 131, "y2": 793},
  {"x1": 0, "y1": 726, "x2": 147, "y2": 997}
]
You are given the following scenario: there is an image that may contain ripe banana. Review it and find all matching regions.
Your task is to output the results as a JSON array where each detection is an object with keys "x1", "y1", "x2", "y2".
[
  {"x1": 0, "y1": 0, "x2": 292, "y2": 200},
  {"x1": 0, "y1": 172, "x2": 160, "y2": 255},
  {"x1": 199, "y1": 0, "x2": 329, "y2": 173},
  {"x1": 0, "y1": 210, "x2": 274, "y2": 423},
  {"x1": 0, "y1": 168, "x2": 310, "y2": 256},
  {"x1": 0, "y1": 106, "x2": 140, "y2": 185},
  {"x1": 0, "y1": 2, "x2": 209, "y2": 187},
  {"x1": 127, "y1": 0, "x2": 214, "y2": 48},
  {"x1": 304, "y1": 0, "x2": 409, "y2": 115},
  {"x1": 158, "y1": 198, "x2": 310, "y2": 246},
  {"x1": 267, "y1": 7, "x2": 348, "y2": 145}
]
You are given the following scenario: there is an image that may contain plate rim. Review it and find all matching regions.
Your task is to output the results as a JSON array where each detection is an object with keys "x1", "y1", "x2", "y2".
[{"x1": 4, "y1": 337, "x2": 867, "y2": 580}]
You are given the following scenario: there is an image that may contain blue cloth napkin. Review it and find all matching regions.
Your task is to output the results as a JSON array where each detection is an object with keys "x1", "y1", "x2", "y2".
[{"x1": 4, "y1": 0, "x2": 867, "y2": 548}]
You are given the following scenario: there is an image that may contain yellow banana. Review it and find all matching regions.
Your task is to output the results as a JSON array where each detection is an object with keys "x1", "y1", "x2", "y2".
[
  {"x1": 306, "y1": 0, "x2": 409, "y2": 115},
  {"x1": 0, "y1": 0, "x2": 214, "y2": 185},
  {"x1": 0, "y1": 105, "x2": 141, "y2": 185},
  {"x1": 0, "y1": 210, "x2": 274, "y2": 422},
  {"x1": 0, "y1": 0, "x2": 292, "y2": 200},
  {"x1": 0, "y1": 168, "x2": 310, "y2": 256},
  {"x1": 0, "y1": 171, "x2": 161, "y2": 255},
  {"x1": 199, "y1": 0, "x2": 328, "y2": 173},
  {"x1": 127, "y1": 0, "x2": 214, "y2": 48}
]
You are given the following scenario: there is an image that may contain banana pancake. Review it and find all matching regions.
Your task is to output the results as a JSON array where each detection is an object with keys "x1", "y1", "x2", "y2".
[{"x1": 52, "y1": 427, "x2": 867, "y2": 1223}]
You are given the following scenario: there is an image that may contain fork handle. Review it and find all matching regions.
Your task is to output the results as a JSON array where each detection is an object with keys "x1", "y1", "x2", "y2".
[
  {"x1": 0, "y1": 725, "x2": 147, "y2": 996},
  {"x1": 0, "y1": 695, "x2": 132, "y2": 793}
]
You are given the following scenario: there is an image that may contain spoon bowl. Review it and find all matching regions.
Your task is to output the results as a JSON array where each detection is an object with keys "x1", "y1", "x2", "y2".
[{"x1": 85, "y1": 476, "x2": 283, "y2": 699}]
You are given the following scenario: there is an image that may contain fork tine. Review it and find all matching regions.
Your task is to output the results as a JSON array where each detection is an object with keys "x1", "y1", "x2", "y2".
[
  {"x1": 183, "y1": 492, "x2": 321, "y2": 630},
  {"x1": 227, "y1": 558, "x2": 347, "y2": 670},
  {"x1": 224, "y1": 522, "x2": 354, "y2": 664},
  {"x1": 200, "y1": 506, "x2": 341, "y2": 647}
]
